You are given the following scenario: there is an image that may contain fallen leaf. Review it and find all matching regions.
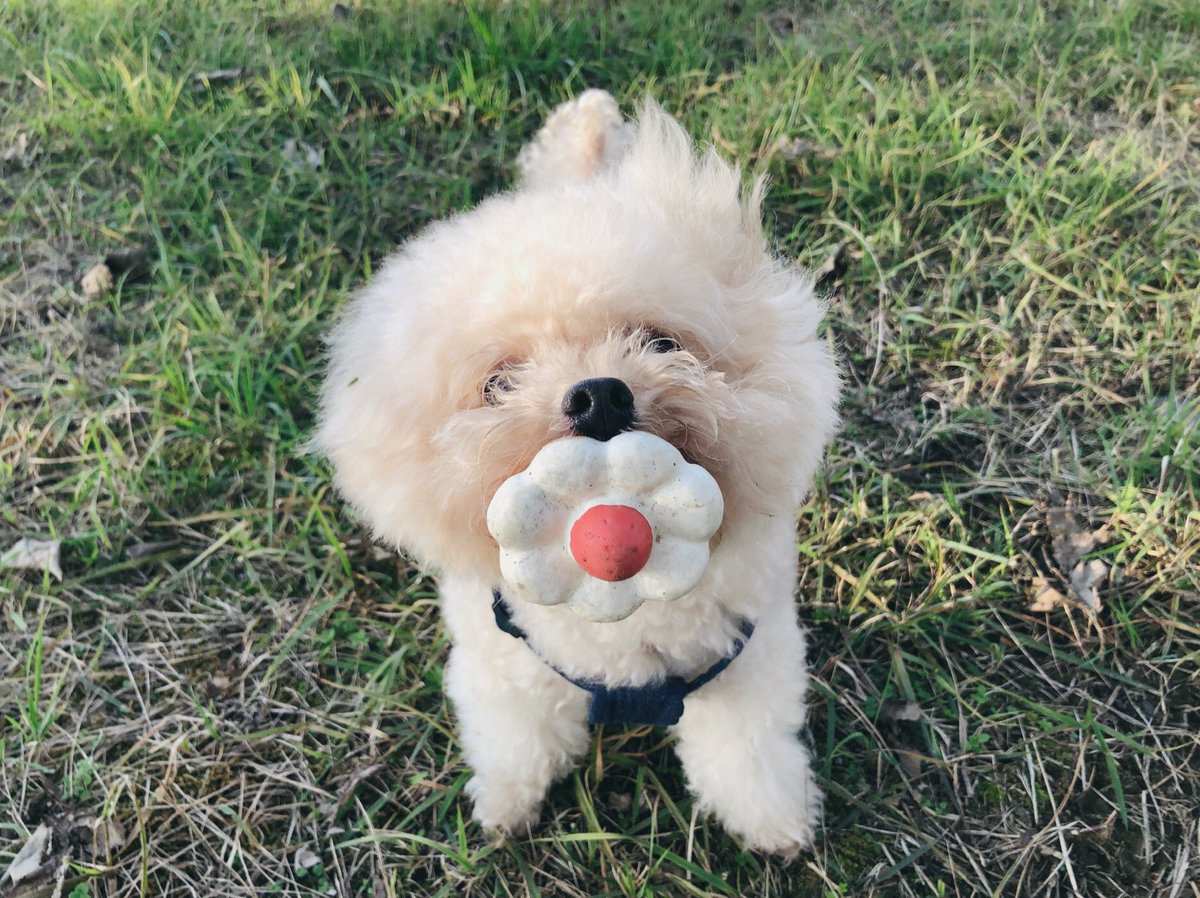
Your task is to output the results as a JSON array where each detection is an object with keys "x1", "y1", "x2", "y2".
[
  {"x1": 1068, "y1": 558, "x2": 1107, "y2": 614},
  {"x1": 608, "y1": 792, "x2": 633, "y2": 813},
  {"x1": 204, "y1": 673, "x2": 233, "y2": 698},
  {"x1": 0, "y1": 538, "x2": 63, "y2": 581},
  {"x1": 1046, "y1": 507, "x2": 1109, "y2": 571},
  {"x1": 878, "y1": 700, "x2": 929, "y2": 778},
  {"x1": 1038, "y1": 508, "x2": 1111, "y2": 617},
  {"x1": 294, "y1": 846, "x2": 321, "y2": 870},
  {"x1": 772, "y1": 135, "x2": 838, "y2": 162},
  {"x1": 91, "y1": 819, "x2": 126, "y2": 859},
  {"x1": 0, "y1": 823, "x2": 52, "y2": 890},
  {"x1": 1028, "y1": 576, "x2": 1069, "y2": 612},
  {"x1": 81, "y1": 263, "x2": 114, "y2": 297},
  {"x1": 282, "y1": 138, "x2": 323, "y2": 171},
  {"x1": 2, "y1": 132, "x2": 28, "y2": 163}
]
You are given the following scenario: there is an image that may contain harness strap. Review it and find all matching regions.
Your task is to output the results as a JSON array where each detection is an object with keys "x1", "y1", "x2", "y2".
[{"x1": 491, "y1": 589, "x2": 754, "y2": 727}]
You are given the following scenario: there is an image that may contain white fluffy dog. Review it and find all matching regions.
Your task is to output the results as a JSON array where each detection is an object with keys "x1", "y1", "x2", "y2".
[{"x1": 317, "y1": 90, "x2": 840, "y2": 855}]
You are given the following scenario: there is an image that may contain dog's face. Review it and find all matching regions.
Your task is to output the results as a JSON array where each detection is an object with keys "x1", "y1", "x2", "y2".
[{"x1": 318, "y1": 104, "x2": 839, "y2": 578}]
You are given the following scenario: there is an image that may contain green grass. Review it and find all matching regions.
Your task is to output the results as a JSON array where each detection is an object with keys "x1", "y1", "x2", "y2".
[{"x1": 2, "y1": 0, "x2": 1198, "y2": 895}]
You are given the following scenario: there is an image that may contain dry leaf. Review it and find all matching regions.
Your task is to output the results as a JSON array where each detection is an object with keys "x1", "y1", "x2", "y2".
[
  {"x1": 79, "y1": 248, "x2": 149, "y2": 298},
  {"x1": 772, "y1": 135, "x2": 838, "y2": 161},
  {"x1": 1, "y1": 538, "x2": 63, "y2": 581},
  {"x1": 81, "y1": 263, "x2": 114, "y2": 297},
  {"x1": 91, "y1": 819, "x2": 126, "y2": 859},
  {"x1": 877, "y1": 700, "x2": 929, "y2": 778},
  {"x1": 1068, "y1": 558, "x2": 1108, "y2": 614},
  {"x1": 1038, "y1": 508, "x2": 1111, "y2": 617},
  {"x1": 608, "y1": 792, "x2": 633, "y2": 813},
  {"x1": 1030, "y1": 580, "x2": 1066, "y2": 611},
  {"x1": 1046, "y1": 507, "x2": 1109, "y2": 571},
  {"x1": 0, "y1": 823, "x2": 53, "y2": 890},
  {"x1": 1028, "y1": 576, "x2": 1069, "y2": 612},
  {"x1": 282, "y1": 138, "x2": 323, "y2": 171},
  {"x1": 294, "y1": 846, "x2": 321, "y2": 870},
  {"x1": 204, "y1": 673, "x2": 233, "y2": 698},
  {"x1": 2, "y1": 132, "x2": 28, "y2": 163}
]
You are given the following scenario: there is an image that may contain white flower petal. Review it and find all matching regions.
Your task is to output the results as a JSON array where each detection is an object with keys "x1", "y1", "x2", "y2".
[
  {"x1": 568, "y1": 576, "x2": 643, "y2": 622},
  {"x1": 633, "y1": 537, "x2": 710, "y2": 602},
  {"x1": 499, "y1": 545, "x2": 582, "y2": 606},
  {"x1": 645, "y1": 464, "x2": 723, "y2": 541},
  {"x1": 487, "y1": 475, "x2": 564, "y2": 550},
  {"x1": 604, "y1": 431, "x2": 682, "y2": 493},
  {"x1": 528, "y1": 437, "x2": 607, "y2": 500}
]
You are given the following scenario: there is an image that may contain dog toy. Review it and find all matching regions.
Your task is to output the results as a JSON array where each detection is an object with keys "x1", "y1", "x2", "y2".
[{"x1": 487, "y1": 431, "x2": 723, "y2": 622}]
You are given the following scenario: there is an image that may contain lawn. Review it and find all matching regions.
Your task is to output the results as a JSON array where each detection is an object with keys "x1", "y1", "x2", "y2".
[{"x1": 1, "y1": 0, "x2": 1198, "y2": 896}]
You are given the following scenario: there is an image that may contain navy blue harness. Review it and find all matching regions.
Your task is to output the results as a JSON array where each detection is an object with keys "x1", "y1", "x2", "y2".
[{"x1": 491, "y1": 589, "x2": 754, "y2": 727}]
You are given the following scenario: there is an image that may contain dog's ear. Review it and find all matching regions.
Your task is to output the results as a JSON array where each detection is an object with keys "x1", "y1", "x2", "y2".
[{"x1": 518, "y1": 89, "x2": 634, "y2": 189}]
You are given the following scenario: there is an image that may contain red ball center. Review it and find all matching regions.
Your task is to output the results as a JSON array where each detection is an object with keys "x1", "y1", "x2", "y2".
[{"x1": 569, "y1": 504, "x2": 654, "y2": 582}]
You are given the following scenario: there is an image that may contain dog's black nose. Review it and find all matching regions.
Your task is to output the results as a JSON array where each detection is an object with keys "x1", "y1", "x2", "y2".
[{"x1": 562, "y1": 377, "x2": 636, "y2": 442}]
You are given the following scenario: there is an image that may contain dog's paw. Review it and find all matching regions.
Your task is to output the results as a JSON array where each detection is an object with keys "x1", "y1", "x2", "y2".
[
  {"x1": 725, "y1": 806, "x2": 817, "y2": 859},
  {"x1": 518, "y1": 89, "x2": 633, "y2": 188},
  {"x1": 714, "y1": 758, "x2": 822, "y2": 857},
  {"x1": 464, "y1": 774, "x2": 543, "y2": 835},
  {"x1": 678, "y1": 724, "x2": 822, "y2": 857},
  {"x1": 704, "y1": 786, "x2": 820, "y2": 858},
  {"x1": 694, "y1": 756, "x2": 820, "y2": 857}
]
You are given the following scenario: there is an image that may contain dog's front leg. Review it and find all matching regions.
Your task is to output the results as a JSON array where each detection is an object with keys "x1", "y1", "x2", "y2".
[
  {"x1": 444, "y1": 637, "x2": 590, "y2": 834},
  {"x1": 671, "y1": 604, "x2": 822, "y2": 856}
]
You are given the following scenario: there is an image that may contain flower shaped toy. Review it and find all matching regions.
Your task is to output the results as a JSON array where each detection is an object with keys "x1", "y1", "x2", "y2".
[{"x1": 487, "y1": 431, "x2": 724, "y2": 622}]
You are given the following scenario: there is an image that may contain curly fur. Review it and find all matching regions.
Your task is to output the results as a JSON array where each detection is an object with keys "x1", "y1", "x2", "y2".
[{"x1": 316, "y1": 90, "x2": 840, "y2": 855}]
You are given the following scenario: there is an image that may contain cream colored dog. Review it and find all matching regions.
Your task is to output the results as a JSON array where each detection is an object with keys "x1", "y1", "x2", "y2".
[{"x1": 317, "y1": 90, "x2": 840, "y2": 855}]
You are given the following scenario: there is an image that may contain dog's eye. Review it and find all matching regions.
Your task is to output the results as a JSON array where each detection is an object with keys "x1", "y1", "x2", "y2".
[
  {"x1": 483, "y1": 371, "x2": 515, "y2": 406},
  {"x1": 644, "y1": 330, "x2": 683, "y2": 354}
]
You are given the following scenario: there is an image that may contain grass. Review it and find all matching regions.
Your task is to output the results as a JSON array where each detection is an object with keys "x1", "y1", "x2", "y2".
[{"x1": 1, "y1": 0, "x2": 1198, "y2": 895}]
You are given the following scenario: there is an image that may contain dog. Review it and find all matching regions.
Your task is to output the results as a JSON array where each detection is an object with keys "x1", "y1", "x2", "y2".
[{"x1": 316, "y1": 90, "x2": 840, "y2": 855}]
